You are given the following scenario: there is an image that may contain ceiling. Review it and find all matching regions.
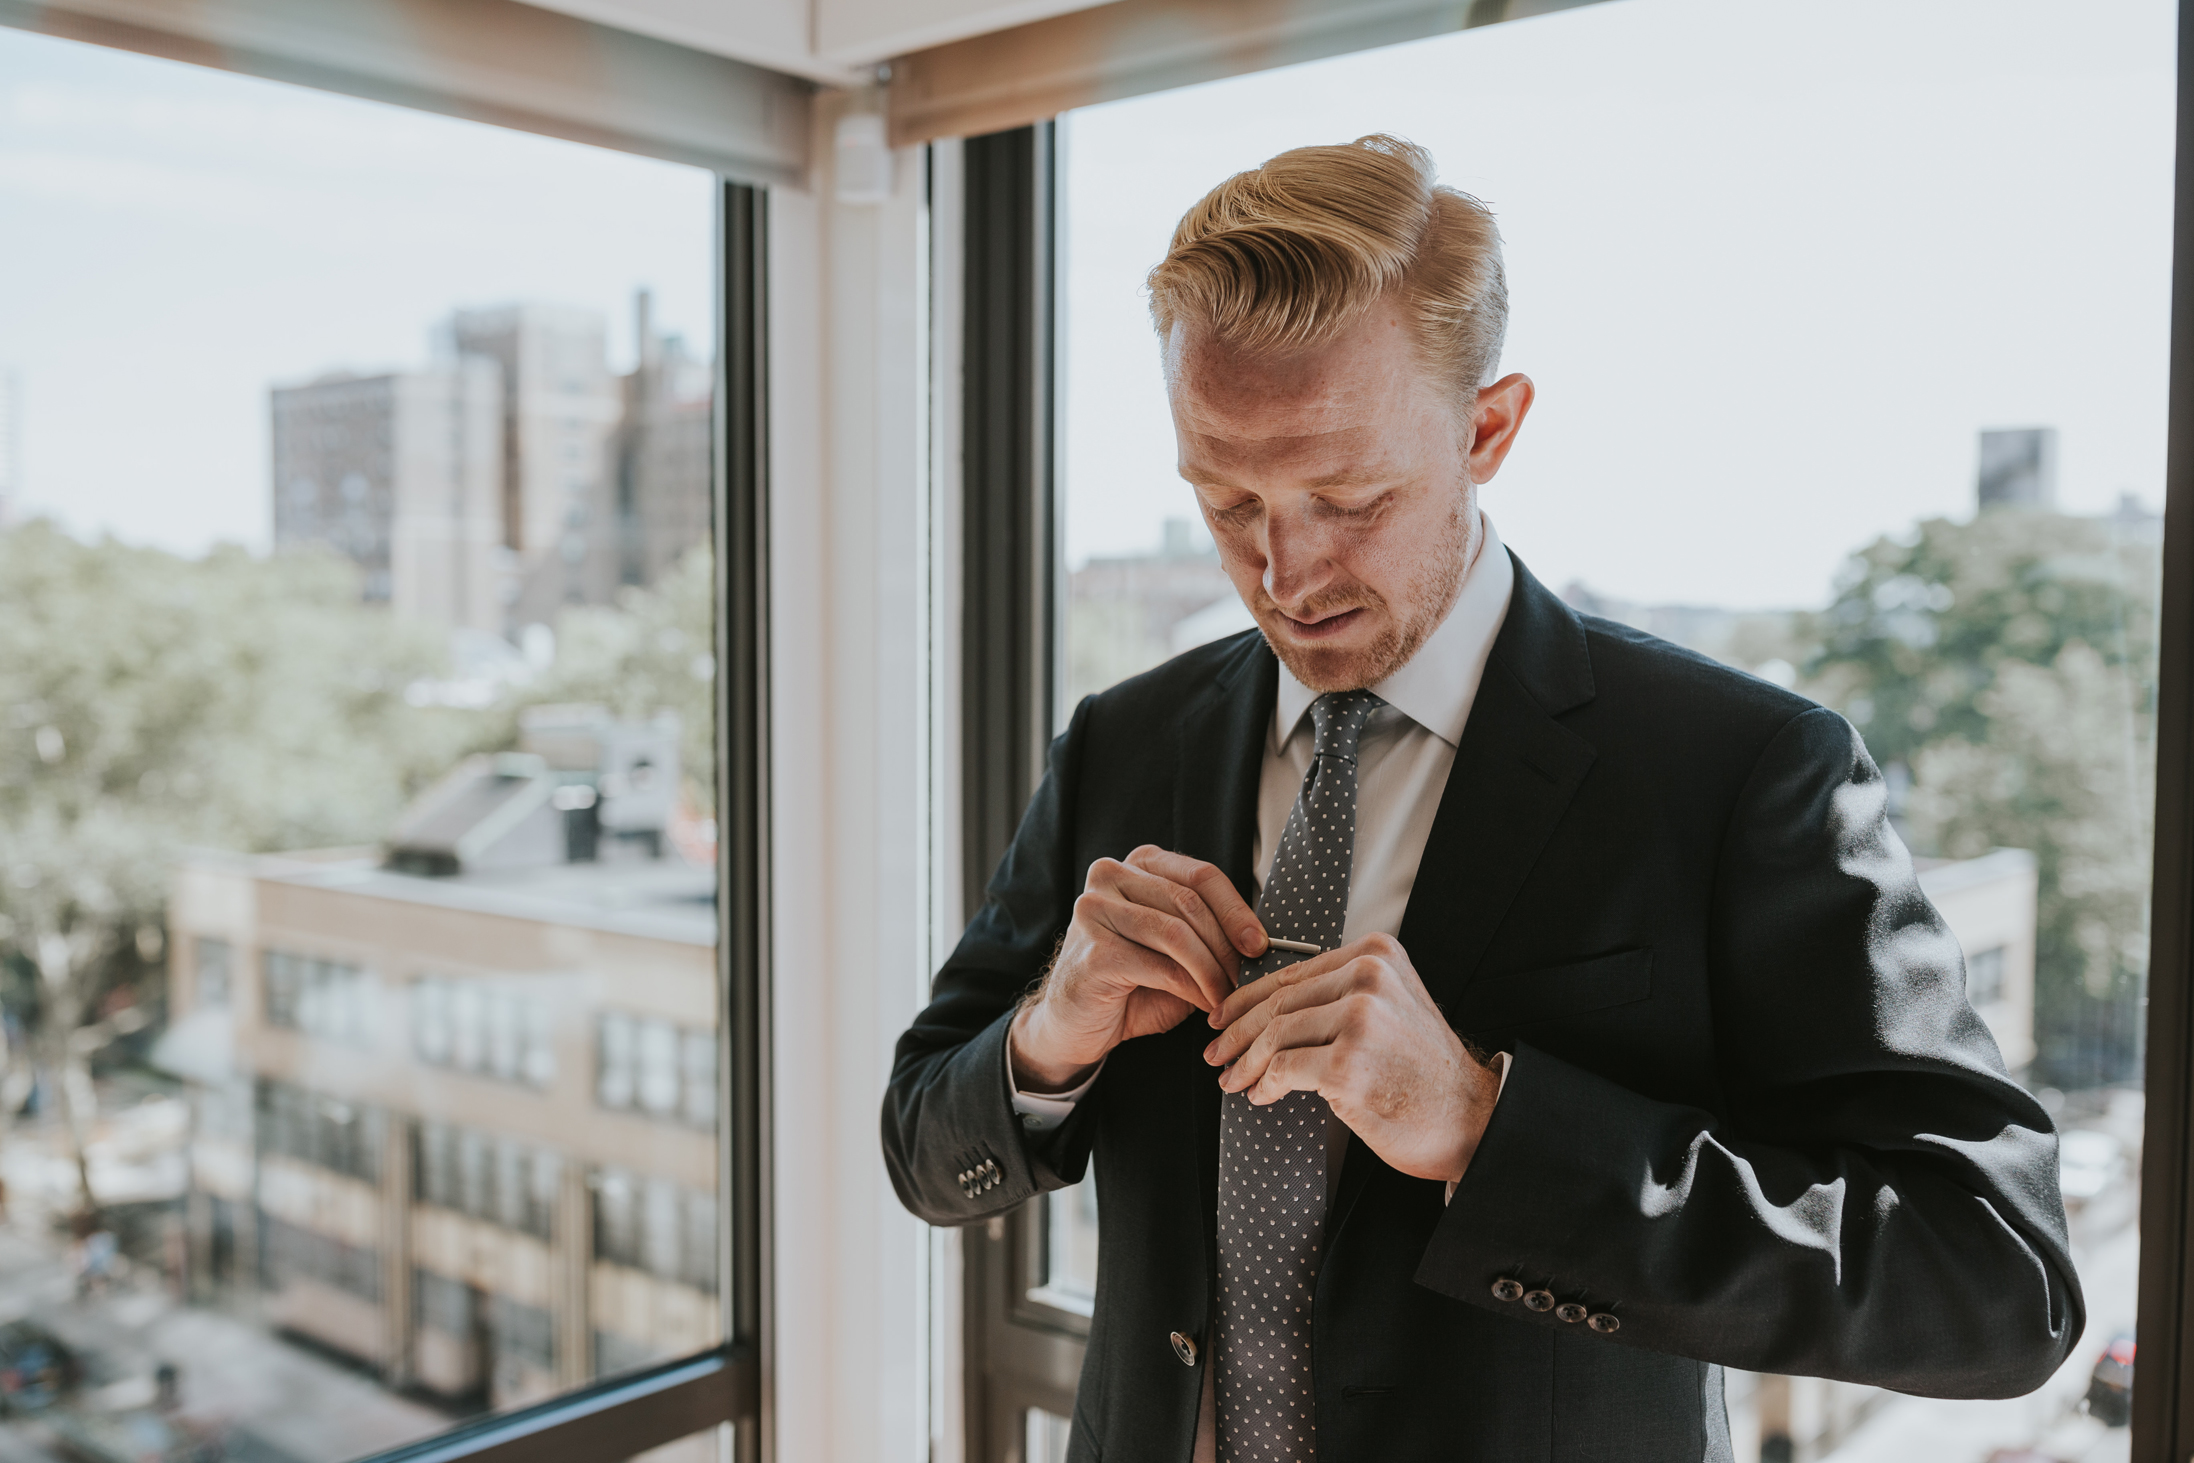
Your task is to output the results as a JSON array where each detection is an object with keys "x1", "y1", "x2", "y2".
[{"x1": 513, "y1": 0, "x2": 1122, "y2": 84}]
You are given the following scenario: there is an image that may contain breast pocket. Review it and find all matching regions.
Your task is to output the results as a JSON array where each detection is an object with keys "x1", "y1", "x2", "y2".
[{"x1": 1455, "y1": 948, "x2": 1654, "y2": 1032}]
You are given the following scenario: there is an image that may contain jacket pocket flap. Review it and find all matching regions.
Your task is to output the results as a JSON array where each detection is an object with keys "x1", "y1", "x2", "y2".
[{"x1": 1461, "y1": 948, "x2": 1653, "y2": 1029}]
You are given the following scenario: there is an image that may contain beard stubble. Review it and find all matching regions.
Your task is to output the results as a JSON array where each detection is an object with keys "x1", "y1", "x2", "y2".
[{"x1": 1253, "y1": 495, "x2": 1476, "y2": 694}]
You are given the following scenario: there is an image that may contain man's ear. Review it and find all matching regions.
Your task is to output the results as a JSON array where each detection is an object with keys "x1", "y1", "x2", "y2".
[{"x1": 1466, "y1": 373, "x2": 1535, "y2": 484}]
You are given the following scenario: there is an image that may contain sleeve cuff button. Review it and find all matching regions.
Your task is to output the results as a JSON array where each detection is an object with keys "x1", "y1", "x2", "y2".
[
  {"x1": 1490, "y1": 1278, "x2": 1524, "y2": 1303},
  {"x1": 1587, "y1": 1313, "x2": 1621, "y2": 1335}
]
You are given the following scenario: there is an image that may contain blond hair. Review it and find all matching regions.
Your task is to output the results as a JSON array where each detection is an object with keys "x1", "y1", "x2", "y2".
[{"x1": 1147, "y1": 134, "x2": 1507, "y2": 401}]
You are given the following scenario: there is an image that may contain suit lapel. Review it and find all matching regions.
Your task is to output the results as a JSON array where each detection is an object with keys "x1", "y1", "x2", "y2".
[
  {"x1": 1170, "y1": 634, "x2": 1276, "y2": 901},
  {"x1": 1329, "y1": 558, "x2": 1598, "y2": 1242},
  {"x1": 1169, "y1": 634, "x2": 1277, "y2": 1288}
]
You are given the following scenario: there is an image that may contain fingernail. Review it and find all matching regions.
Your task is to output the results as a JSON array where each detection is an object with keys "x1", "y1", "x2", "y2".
[{"x1": 1202, "y1": 1041, "x2": 1217, "y2": 1063}]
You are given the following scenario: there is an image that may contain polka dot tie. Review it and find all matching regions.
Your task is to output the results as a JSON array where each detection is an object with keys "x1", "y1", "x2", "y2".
[{"x1": 1215, "y1": 690, "x2": 1383, "y2": 1463}]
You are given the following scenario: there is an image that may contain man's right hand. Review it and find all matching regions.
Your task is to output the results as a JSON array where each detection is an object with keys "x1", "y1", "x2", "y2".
[{"x1": 1009, "y1": 845, "x2": 1268, "y2": 1093}]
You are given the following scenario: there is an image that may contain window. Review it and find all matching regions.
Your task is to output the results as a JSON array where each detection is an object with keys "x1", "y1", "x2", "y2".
[
  {"x1": 413, "y1": 977, "x2": 557, "y2": 1088},
  {"x1": 994, "y1": 3, "x2": 2176, "y2": 1459},
  {"x1": 192, "y1": 937, "x2": 233, "y2": 1007},
  {"x1": 1969, "y1": 946, "x2": 2009, "y2": 1007},
  {"x1": 596, "y1": 1012, "x2": 719, "y2": 1126},
  {"x1": 0, "y1": 23, "x2": 766, "y2": 1462},
  {"x1": 263, "y1": 949, "x2": 376, "y2": 1049}
]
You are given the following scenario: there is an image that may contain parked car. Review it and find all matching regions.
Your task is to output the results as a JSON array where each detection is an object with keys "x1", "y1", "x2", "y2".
[
  {"x1": 2087, "y1": 1332, "x2": 2135, "y2": 1426},
  {"x1": 0, "y1": 1319, "x2": 82, "y2": 1415}
]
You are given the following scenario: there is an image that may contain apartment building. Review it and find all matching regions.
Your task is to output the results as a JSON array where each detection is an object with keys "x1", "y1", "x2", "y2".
[
  {"x1": 270, "y1": 362, "x2": 506, "y2": 634},
  {"x1": 164, "y1": 711, "x2": 717, "y2": 1413}
]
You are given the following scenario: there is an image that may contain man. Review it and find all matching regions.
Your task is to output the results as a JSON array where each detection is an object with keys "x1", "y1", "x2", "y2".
[{"x1": 883, "y1": 135, "x2": 2080, "y2": 1461}]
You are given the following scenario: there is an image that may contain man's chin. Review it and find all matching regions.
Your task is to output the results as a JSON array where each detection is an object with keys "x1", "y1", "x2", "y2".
[{"x1": 1263, "y1": 630, "x2": 1397, "y2": 694}]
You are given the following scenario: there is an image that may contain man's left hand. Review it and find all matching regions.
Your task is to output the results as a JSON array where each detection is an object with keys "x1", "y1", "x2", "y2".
[{"x1": 1204, "y1": 933, "x2": 1500, "y2": 1185}]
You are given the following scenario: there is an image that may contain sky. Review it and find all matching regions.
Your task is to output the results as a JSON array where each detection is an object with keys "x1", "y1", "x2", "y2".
[
  {"x1": 0, "y1": 28, "x2": 716, "y2": 555},
  {"x1": 0, "y1": 0, "x2": 2178, "y2": 609},
  {"x1": 1059, "y1": 0, "x2": 2179, "y2": 607}
]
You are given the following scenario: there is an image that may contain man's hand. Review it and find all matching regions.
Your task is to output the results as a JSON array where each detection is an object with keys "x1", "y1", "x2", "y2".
[
  {"x1": 1010, "y1": 846, "x2": 1267, "y2": 1093},
  {"x1": 1204, "y1": 933, "x2": 1500, "y2": 1184}
]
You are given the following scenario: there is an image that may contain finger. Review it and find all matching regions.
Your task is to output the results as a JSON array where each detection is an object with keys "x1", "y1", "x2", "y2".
[
  {"x1": 1087, "y1": 922, "x2": 1225, "y2": 1015},
  {"x1": 1204, "y1": 965, "x2": 1362, "y2": 1067},
  {"x1": 1105, "y1": 865, "x2": 1241, "y2": 985},
  {"x1": 1214, "y1": 943, "x2": 1358, "y2": 1029},
  {"x1": 1245, "y1": 1041, "x2": 1344, "y2": 1106},
  {"x1": 1087, "y1": 894, "x2": 1232, "y2": 1014},
  {"x1": 1220, "y1": 1001, "x2": 1351, "y2": 1095},
  {"x1": 1124, "y1": 846, "x2": 1266, "y2": 957}
]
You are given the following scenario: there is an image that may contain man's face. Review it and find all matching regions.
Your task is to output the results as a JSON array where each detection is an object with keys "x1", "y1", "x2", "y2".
[{"x1": 1166, "y1": 307, "x2": 1529, "y2": 693}]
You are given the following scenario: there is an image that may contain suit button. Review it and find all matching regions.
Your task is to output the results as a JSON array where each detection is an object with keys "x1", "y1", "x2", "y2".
[
  {"x1": 1170, "y1": 1331, "x2": 1199, "y2": 1366},
  {"x1": 1522, "y1": 1289, "x2": 1555, "y2": 1313},
  {"x1": 1490, "y1": 1278, "x2": 1524, "y2": 1303},
  {"x1": 1555, "y1": 1302, "x2": 1587, "y2": 1324},
  {"x1": 1587, "y1": 1313, "x2": 1621, "y2": 1335}
]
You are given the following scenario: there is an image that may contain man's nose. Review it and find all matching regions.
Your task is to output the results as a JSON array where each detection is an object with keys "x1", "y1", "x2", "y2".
[{"x1": 1262, "y1": 518, "x2": 1331, "y2": 607}]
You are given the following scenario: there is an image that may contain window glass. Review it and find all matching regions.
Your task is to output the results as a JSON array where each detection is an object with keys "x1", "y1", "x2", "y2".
[
  {"x1": 1057, "y1": 1, "x2": 2170, "y2": 1455},
  {"x1": 0, "y1": 27, "x2": 726, "y2": 1460},
  {"x1": 1025, "y1": 1408, "x2": 1074, "y2": 1463}
]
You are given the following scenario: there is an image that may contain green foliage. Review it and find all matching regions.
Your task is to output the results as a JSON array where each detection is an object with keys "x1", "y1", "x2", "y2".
[
  {"x1": 1804, "y1": 510, "x2": 2159, "y2": 1086},
  {"x1": 497, "y1": 544, "x2": 719, "y2": 811},
  {"x1": 0, "y1": 523, "x2": 478, "y2": 950}
]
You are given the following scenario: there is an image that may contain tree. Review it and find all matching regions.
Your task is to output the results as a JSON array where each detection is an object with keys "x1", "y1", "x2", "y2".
[
  {"x1": 503, "y1": 543, "x2": 720, "y2": 813},
  {"x1": 0, "y1": 522, "x2": 475, "y2": 1213},
  {"x1": 1803, "y1": 509, "x2": 2159, "y2": 1087}
]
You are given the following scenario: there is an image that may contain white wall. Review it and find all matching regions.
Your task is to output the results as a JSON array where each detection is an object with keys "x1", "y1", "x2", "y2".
[{"x1": 767, "y1": 88, "x2": 934, "y2": 1463}]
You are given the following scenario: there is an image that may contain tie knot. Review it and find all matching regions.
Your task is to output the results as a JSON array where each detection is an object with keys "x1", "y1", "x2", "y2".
[{"x1": 1309, "y1": 690, "x2": 1383, "y2": 762}]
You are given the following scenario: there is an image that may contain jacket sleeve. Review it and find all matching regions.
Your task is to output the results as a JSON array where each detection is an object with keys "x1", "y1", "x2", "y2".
[
  {"x1": 1415, "y1": 705, "x2": 2085, "y2": 1398},
  {"x1": 881, "y1": 699, "x2": 1100, "y2": 1227}
]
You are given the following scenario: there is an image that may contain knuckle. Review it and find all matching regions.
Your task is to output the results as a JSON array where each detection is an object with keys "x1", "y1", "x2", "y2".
[
  {"x1": 1087, "y1": 857, "x2": 1126, "y2": 883},
  {"x1": 1364, "y1": 932, "x2": 1403, "y2": 960},
  {"x1": 1125, "y1": 843, "x2": 1166, "y2": 866}
]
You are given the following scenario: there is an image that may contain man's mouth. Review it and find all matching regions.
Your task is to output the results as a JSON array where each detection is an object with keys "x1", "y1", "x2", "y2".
[{"x1": 1273, "y1": 605, "x2": 1365, "y2": 641}]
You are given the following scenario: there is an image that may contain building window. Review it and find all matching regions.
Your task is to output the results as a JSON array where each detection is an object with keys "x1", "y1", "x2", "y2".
[
  {"x1": 413, "y1": 976, "x2": 556, "y2": 1087},
  {"x1": 592, "y1": 1166, "x2": 717, "y2": 1292},
  {"x1": 194, "y1": 937, "x2": 232, "y2": 1007},
  {"x1": 263, "y1": 1217, "x2": 382, "y2": 1302},
  {"x1": 597, "y1": 1011, "x2": 717, "y2": 1126},
  {"x1": 262, "y1": 948, "x2": 375, "y2": 1049},
  {"x1": 260, "y1": 1080, "x2": 382, "y2": 1184},
  {"x1": 414, "y1": 1120, "x2": 560, "y2": 1241},
  {"x1": 1967, "y1": 945, "x2": 2009, "y2": 1006}
]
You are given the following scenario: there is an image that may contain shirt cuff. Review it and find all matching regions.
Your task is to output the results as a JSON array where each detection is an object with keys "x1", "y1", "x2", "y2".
[
  {"x1": 1444, "y1": 1050, "x2": 1511, "y2": 1205},
  {"x1": 1006, "y1": 1036, "x2": 1106, "y2": 1134}
]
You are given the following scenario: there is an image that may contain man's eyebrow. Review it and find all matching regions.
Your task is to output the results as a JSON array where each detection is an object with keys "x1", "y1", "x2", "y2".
[{"x1": 1302, "y1": 469, "x2": 1387, "y2": 489}]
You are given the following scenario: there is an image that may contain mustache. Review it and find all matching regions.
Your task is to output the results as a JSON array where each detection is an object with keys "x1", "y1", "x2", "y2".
[{"x1": 1255, "y1": 580, "x2": 1389, "y2": 624}]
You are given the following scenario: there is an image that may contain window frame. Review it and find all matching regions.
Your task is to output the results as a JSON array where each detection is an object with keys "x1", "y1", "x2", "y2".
[
  {"x1": 953, "y1": 122, "x2": 1090, "y2": 1461},
  {"x1": 2132, "y1": 5, "x2": 2194, "y2": 1457}
]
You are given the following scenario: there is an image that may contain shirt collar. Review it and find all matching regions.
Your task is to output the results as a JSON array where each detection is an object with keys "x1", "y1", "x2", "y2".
[{"x1": 1271, "y1": 511, "x2": 1515, "y2": 752}]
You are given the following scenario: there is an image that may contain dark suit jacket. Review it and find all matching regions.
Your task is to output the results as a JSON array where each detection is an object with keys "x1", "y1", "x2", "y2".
[{"x1": 883, "y1": 555, "x2": 2082, "y2": 1462}]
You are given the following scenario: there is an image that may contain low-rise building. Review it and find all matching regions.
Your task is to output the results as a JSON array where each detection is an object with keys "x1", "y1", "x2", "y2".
[{"x1": 162, "y1": 711, "x2": 718, "y2": 1415}]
